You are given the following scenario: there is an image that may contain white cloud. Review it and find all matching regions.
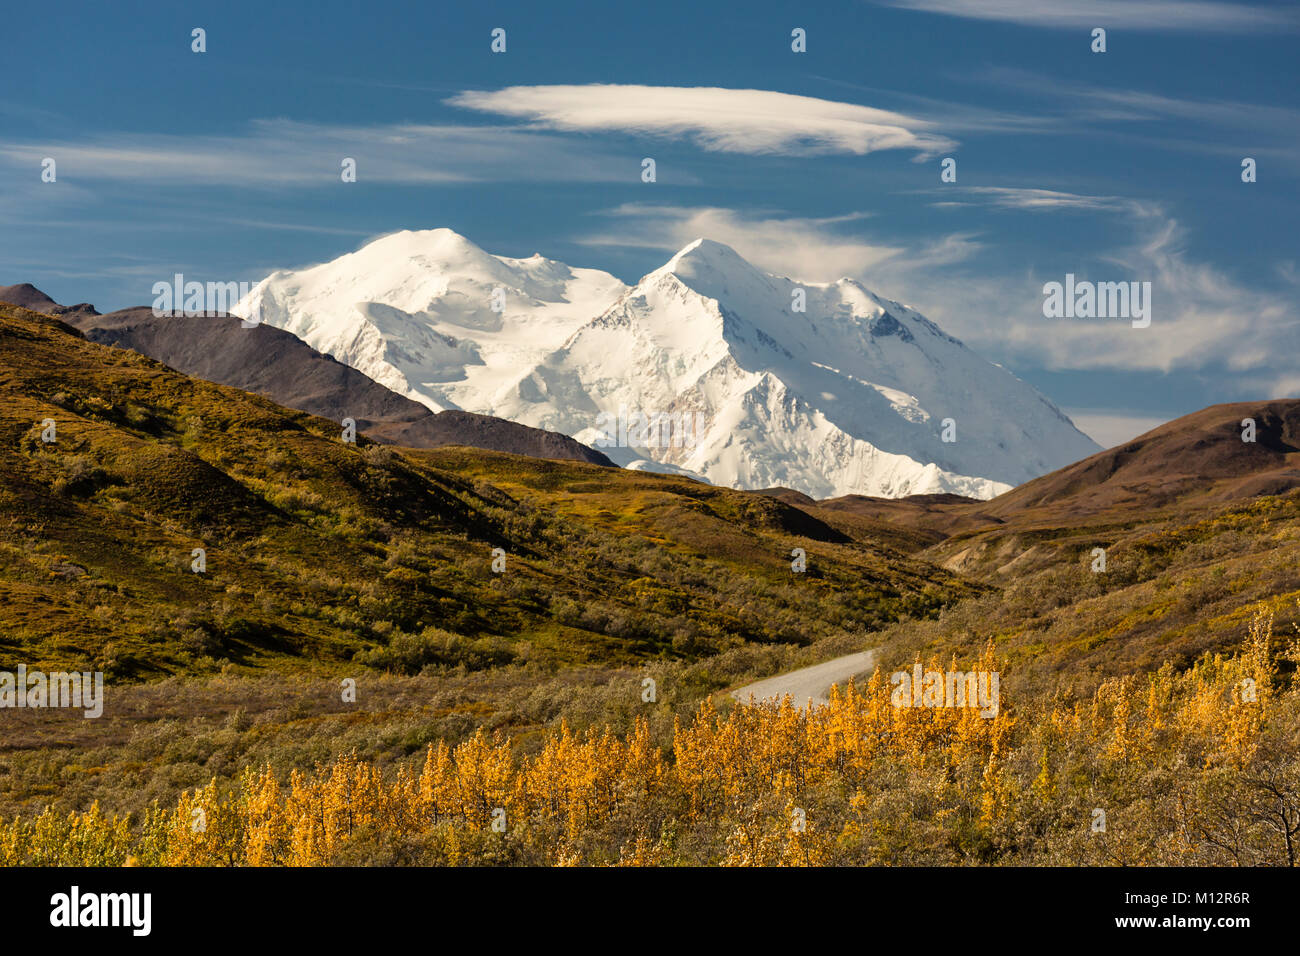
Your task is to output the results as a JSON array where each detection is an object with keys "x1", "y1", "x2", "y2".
[
  {"x1": 925, "y1": 205, "x2": 1299, "y2": 381},
  {"x1": 0, "y1": 120, "x2": 638, "y2": 186},
  {"x1": 983, "y1": 66, "x2": 1300, "y2": 128},
  {"x1": 874, "y1": 0, "x2": 1298, "y2": 32},
  {"x1": 209, "y1": 218, "x2": 372, "y2": 237},
  {"x1": 580, "y1": 206, "x2": 901, "y2": 281},
  {"x1": 1265, "y1": 373, "x2": 1300, "y2": 399},
  {"x1": 447, "y1": 85, "x2": 955, "y2": 158},
  {"x1": 581, "y1": 204, "x2": 982, "y2": 284},
  {"x1": 807, "y1": 78, "x2": 1061, "y2": 136},
  {"x1": 951, "y1": 187, "x2": 1132, "y2": 212}
]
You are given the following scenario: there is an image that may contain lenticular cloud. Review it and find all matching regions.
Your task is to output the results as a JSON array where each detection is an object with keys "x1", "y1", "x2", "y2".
[{"x1": 447, "y1": 84, "x2": 956, "y2": 158}]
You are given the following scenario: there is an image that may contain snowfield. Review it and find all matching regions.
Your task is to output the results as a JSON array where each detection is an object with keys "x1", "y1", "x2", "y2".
[{"x1": 235, "y1": 229, "x2": 1100, "y2": 499}]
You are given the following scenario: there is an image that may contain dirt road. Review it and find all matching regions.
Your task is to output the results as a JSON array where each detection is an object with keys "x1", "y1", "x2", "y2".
[{"x1": 729, "y1": 649, "x2": 879, "y2": 708}]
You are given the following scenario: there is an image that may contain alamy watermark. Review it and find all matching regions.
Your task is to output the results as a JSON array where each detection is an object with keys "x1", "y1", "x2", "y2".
[
  {"x1": 591, "y1": 405, "x2": 706, "y2": 450},
  {"x1": 50, "y1": 886, "x2": 150, "y2": 936},
  {"x1": 1042, "y1": 274, "x2": 1151, "y2": 329},
  {"x1": 151, "y1": 274, "x2": 262, "y2": 328},
  {"x1": 0, "y1": 665, "x2": 103, "y2": 718},
  {"x1": 891, "y1": 663, "x2": 999, "y2": 718}
]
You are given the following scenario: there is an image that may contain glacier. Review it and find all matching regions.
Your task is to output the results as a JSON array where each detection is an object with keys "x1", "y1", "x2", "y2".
[{"x1": 234, "y1": 228, "x2": 1100, "y2": 500}]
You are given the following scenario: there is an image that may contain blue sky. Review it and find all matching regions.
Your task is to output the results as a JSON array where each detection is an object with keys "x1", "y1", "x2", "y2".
[{"x1": 4, "y1": 0, "x2": 1298, "y2": 446}]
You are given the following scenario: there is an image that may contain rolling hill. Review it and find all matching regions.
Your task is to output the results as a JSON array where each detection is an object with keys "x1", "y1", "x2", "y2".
[
  {"x1": 61, "y1": 305, "x2": 615, "y2": 466},
  {"x1": 746, "y1": 400, "x2": 1300, "y2": 685},
  {"x1": 2, "y1": 294, "x2": 1298, "y2": 870},
  {"x1": 1, "y1": 284, "x2": 614, "y2": 465},
  {"x1": 0, "y1": 298, "x2": 974, "y2": 679}
]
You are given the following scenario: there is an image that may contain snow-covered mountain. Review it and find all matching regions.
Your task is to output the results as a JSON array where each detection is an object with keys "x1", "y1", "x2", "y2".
[{"x1": 235, "y1": 228, "x2": 1099, "y2": 499}]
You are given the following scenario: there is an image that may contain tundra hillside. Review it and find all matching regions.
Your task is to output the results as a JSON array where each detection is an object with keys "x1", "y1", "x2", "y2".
[{"x1": 1, "y1": 300, "x2": 1298, "y2": 864}]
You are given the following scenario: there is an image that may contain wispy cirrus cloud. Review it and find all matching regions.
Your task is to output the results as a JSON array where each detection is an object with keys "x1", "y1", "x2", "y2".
[
  {"x1": 978, "y1": 67, "x2": 1300, "y2": 132},
  {"x1": 0, "y1": 119, "x2": 641, "y2": 187},
  {"x1": 931, "y1": 204, "x2": 1299, "y2": 381},
  {"x1": 936, "y1": 187, "x2": 1136, "y2": 212},
  {"x1": 447, "y1": 85, "x2": 956, "y2": 158},
  {"x1": 579, "y1": 203, "x2": 980, "y2": 283},
  {"x1": 872, "y1": 0, "x2": 1299, "y2": 32},
  {"x1": 807, "y1": 77, "x2": 1062, "y2": 136}
]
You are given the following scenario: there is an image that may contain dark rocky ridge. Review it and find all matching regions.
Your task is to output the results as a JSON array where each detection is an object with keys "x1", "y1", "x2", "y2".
[{"x1": 0, "y1": 282, "x2": 99, "y2": 317}]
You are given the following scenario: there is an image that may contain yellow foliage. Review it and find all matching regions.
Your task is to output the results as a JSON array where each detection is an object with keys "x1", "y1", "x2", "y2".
[{"x1": 4, "y1": 606, "x2": 1294, "y2": 866}]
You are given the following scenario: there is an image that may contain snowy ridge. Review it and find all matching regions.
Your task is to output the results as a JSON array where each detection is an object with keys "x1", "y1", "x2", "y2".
[{"x1": 236, "y1": 229, "x2": 1100, "y2": 500}]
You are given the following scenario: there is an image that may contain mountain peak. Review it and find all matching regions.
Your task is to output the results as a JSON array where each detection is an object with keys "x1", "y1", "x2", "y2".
[
  {"x1": 665, "y1": 237, "x2": 751, "y2": 272},
  {"x1": 0, "y1": 282, "x2": 59, "y2": 312},
  {"x1": 368, "y1": 227, "x2": 490, "y2": 261},
  {"x1": 235, "y1": 230, "x2": 1100, "y2": 500},
  {"x1": 0, "y1": 282, "x2": 99, "y2": 317},
  {"x1": 652, "y1": 238, "x2": 777, "y2": 307}
]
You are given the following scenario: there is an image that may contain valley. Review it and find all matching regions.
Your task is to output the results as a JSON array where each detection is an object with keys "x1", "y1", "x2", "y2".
[{"x1": 1, "y1": 290, "x2": 1297, "y2": 866}]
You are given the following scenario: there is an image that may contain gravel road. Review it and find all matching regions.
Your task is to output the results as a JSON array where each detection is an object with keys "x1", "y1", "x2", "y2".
[{"x1": 729, "y1": 649, "x2": 880, "y2": 708}]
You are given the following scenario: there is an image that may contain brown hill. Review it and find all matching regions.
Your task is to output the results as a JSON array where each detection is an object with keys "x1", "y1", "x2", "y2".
[
  {"x1": 0, "y1": 297, "x2": 974, "y2": 678},
  {"x1": 69, "y1": 306, "x2": 614, "y2": 465},
  {"x1": 976, "y1": 400, "x2": 1300, "y2": 521},
  {"x1": 756, "y1": 488, "x2": 975, "y2": 552},
  {"x1": 763, "y1": 401, "x2": 1300, "y2": 575},
  {"x1": 0, "y1": 286, "x2": 612, "y2": 467},
  {"x1": 0, "y1": 283, "x2": 98, "y2": 317},
  {"x1": 927, "y1": 400, "x2": 1300, "y2": 575}
]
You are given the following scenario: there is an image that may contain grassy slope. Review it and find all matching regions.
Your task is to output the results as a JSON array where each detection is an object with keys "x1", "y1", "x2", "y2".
[
  {"x1": 0, "y1": 301, "x2": 986, "y2": 816},
  {"x1": 760, "y1": 400, "x2": 1300, "y2": 692},
  {"x1": 0, "y1": 301, "x2": 973, "y2": 680},
  {"x1": 4, "y1": 299, "x2": 1299, "y2": 825}
]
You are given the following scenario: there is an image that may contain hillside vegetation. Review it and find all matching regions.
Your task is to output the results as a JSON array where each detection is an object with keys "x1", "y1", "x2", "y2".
[
  {"x1": 0, "y1": 300, "x2": 969, "y2": 821},
  {"x1": 3, "y1": 300, "x2": 1299, "y2": 865},
  {"x1": 782, "y1": 402, "x2": 1300, "y2": 690},
  {"x1": 0, "y1": 301, "x2": 971, "y2": 681},
  {"x1": 5, "y1": 607, "x2": 1297, "y2": 866}
]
